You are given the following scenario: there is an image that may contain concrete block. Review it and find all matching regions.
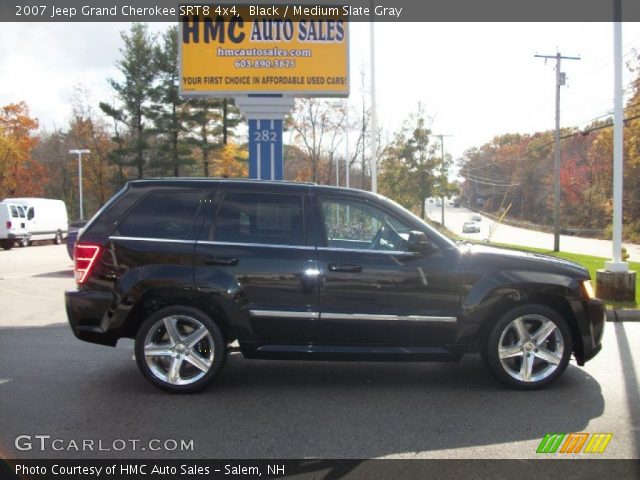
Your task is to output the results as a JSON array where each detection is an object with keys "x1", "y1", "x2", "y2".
[{"x1": 596, "y1": 269, "x2": 636, "y2": 301}]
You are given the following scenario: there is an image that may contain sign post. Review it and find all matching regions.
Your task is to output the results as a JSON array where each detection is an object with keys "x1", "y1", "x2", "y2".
[
  {"x1": 179, "y1": 8, "x2": 349, "y2": 180},
  {"x1": 235, "y1": 95, "x2": 295, "y2": 180}
]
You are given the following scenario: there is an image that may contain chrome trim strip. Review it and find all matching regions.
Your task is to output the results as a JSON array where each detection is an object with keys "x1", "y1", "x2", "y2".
[
  {"x1": 198, "y1": 240, "x2": 314, "y2": 250},
  {"x1": 317, "y1": 247, "x2": 417, "y2": 255},
  {"x1": 249, "y1": 310, "x2": 457, "y2": 323},
  {"x1": 250, "y1": 310, "x2": 320, "y2": 319},
  {"x1": 320, "y1": 313, "x2": 457, "y2": 322},
  {"x1": 109, "y1": 236, "x2": 196, "y2": 244}
]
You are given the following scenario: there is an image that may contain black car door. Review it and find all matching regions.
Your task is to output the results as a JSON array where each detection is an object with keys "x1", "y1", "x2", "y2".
[
  {"x1": 313, "y1": 193, "x2": 462, "y2": 346},
  {"x1": 194, "y1": 185, "x2": 320, "y2": 345}
]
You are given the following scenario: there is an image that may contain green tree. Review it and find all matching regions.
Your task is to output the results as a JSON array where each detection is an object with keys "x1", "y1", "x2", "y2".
[
  {"x1": 380, "y1": 105, "x2": 440, "y2": 219},
  {"x1": 101, "y1": 23, "x2": 157, "y2": 179},
  {"x1": 150, "y1": 26, "x2": 194, "y2": 176},
  {"x1": 186, "y1": 98, "x2": 243, "y2": 177}
]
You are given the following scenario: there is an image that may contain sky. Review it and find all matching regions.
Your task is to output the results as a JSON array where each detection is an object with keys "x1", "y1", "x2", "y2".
[{"x1": 1, "y1": 21, "x2": 639, "y2": 164}]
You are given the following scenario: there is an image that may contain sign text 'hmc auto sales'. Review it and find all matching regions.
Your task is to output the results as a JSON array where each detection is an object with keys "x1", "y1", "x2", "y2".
[{"x1": 179, "y1": 7, "x2": 349, "y2": 96}]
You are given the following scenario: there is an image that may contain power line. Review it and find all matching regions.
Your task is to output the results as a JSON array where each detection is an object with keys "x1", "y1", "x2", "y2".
[
  {"x1": 463, "y1": 101, "x2": 640, "y2": 173},
  {"x1": 464, "y1": 175, "x2": 521, "y2": 188}
]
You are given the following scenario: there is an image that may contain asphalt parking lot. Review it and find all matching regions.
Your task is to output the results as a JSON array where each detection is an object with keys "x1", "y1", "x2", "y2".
[{"x1": 0, "y1": 244, "x2": 639, "y2": 459}]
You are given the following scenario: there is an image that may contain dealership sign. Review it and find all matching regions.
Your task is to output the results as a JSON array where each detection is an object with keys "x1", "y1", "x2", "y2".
[{"x1": 179, "y1": 6, "x2": 349, "y2": 96}]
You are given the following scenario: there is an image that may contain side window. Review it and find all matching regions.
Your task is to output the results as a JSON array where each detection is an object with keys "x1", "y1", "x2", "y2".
[
  {"x1": 17, "y1": 206, "x2": 25, "y2": 218},
  {"x1": 116, "y1": 190, "x2": 203, "y2": 240},
  {"x1": 27, "y1": 207, "x2": 34, "y2": 220},
  {"x1": 214, "y1": 192, "x2": 304, "y2": 246},
  {"x1": 10, "y1": 206, "x2": 19, "y2": 218},
  {"x1": 320, "y1": 198, "x2": 411, "y2": 251}
]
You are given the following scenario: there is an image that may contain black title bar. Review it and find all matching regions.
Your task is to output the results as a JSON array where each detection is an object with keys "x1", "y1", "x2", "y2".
[
  {"x1": 2, "y1": 0, "x2": 640, "y2": 22},
  {"x1": 2, "y1": 459, "x2": 640, "y2": 480}
]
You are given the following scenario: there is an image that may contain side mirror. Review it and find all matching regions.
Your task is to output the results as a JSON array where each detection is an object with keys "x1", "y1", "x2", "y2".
[{"x1": 407, "y1": 230, "x2": 434, "y2": 254}]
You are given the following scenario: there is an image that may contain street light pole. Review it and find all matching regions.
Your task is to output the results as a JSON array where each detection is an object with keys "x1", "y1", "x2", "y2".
[
  {"x1": 345, "y1": 98, "x2": 350, "y2": 189},
  {"x1": 69, "y1": 149, "x2": 90, "y2": 221},
  {"x1": 369, "y1": 18, "x2": 377, "y2": 193},
  {"x1": 606, "y1": 4, "x2": 628, "y2": 273},
  {"x1": 596, "y1": 1, "x2": 635, "y2": 302}
]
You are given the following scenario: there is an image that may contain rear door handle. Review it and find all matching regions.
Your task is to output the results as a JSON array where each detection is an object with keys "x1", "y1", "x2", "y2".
[
  {"x1": 328, "y1": 263, "x2": 362, "y2": 273},
  {"x1": 205, "y1": 257, "x2": 238, "y2": 266}
]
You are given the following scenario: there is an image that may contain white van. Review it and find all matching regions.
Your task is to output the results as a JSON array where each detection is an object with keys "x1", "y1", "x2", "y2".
[
  {"x1": 2, "y1": 198, "x2": 68, "y2": 245},
  {"x1": 0, "y1": 202, "x2": 30, "y2": 250}
]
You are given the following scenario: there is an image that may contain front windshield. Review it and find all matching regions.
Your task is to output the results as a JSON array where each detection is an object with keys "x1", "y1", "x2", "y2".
[{"x1": 378, "y1": 194, "x2": 457, "y2": 248}]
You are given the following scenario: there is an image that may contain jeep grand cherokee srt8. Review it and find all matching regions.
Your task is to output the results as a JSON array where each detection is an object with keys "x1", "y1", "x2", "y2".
[{"x1": 65, "y1": 179, "x2": 605, "y2": 392}]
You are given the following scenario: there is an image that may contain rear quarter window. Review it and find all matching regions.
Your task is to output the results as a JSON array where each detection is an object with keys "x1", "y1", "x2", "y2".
[
  {"x1": 115, "y1": 190, "x2": 204, "y2": 240},
  {"x1": 214, "y1": 192, "x2": 304, "y2": 246}
]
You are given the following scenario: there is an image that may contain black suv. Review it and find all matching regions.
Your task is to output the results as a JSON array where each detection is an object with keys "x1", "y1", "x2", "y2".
[{"x1": 66, "y1": 179, "x2": 605, "y2": 392}]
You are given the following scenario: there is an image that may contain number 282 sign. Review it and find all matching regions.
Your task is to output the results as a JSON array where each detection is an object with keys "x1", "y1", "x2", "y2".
[{"x1": 179, "y1": 6, "x2": 349, "y2": 97}]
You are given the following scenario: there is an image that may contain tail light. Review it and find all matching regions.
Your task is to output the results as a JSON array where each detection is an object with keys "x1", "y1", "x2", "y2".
[
  {"x1": 74, "y1": 243, "x2": 102, "y2": 284},
  {"x1": 6, "y1": 221, "x2": 11, "y2": 229}
]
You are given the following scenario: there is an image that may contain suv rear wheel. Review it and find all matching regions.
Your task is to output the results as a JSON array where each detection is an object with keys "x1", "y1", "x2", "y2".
[
  {"x1": 134, "y1": 306, "x2": 225, "y2": 393},
  {"x1": 482, "y1": 304, "x2": 572, "y2": 389}
]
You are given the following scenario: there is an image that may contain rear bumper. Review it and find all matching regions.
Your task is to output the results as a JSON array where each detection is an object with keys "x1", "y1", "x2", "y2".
[
  {"x1": 574, "y1": 298, "x2": 606, "y2": 365},
  {"x1": 65, "y1": 289, "x2": 118, "y2": 347},
  {"x1": 6, "y1": 233, "x2": 29, "y2": 240}
]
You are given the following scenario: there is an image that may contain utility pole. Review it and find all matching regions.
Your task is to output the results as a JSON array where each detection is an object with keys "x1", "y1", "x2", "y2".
[
  {"x1": 433, "y1": 134, "x2": 452, "y2": 227},
  {"x1": 535, "y1": 52, "x2": 580, "y2": 252},
  {"x1": 467, "y1": 159, "x2": 471, "y2": 207}
]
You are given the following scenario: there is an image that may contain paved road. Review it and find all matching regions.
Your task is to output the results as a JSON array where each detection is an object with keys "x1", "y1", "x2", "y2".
[
  {"x1": 0, "y1": 245, "x2": 639, "y2": 459},
  {"x1": 427, "y1": 202, "x2": 640, "y2": 262}
]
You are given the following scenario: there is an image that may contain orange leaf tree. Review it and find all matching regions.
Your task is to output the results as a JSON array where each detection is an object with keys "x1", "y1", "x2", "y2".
[{"x1": 0, "y1": 102, "x2": 45, "y2": 198}]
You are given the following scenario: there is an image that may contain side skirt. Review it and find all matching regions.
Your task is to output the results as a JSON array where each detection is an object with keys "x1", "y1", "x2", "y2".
[{"x1": 240, "y1": 343, "x2": 464, "y2": 362}]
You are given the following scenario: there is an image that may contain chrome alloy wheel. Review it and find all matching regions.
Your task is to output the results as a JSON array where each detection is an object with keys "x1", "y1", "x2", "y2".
[
  {"x1": 143, "y1": 315, "x2": 215, "y2": 386},
  {"x1": 498, "y1": 314, "x2": 565, "y2": 383}
]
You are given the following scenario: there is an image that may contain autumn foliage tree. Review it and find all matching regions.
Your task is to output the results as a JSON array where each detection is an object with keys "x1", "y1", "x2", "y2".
[{"x1": 0, "y1": 102, "x2": 45, "y2": 198}]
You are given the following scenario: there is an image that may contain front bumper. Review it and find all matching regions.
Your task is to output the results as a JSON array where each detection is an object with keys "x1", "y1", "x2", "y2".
[
  {"x1": 574, "y1": 298, "x2": 606, "y2": 365},
  {"x1": 65, "y1": 289, "x2": 118, "y2": 346}
]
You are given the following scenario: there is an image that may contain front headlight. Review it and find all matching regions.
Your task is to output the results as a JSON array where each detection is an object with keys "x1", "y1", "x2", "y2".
[{"x1": 582, "y1": 280, "x2": 596, "y2": 299}]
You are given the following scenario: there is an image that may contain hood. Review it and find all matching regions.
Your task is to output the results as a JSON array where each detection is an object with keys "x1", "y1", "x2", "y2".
[{"x1": 460, "y1": 243, "x2": 589, "y2": 279}]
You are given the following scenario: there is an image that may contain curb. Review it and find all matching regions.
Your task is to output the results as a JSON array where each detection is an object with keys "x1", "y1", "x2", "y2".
[{"x1": 606, "y1": 307, "x2": 640, "y2": 322}]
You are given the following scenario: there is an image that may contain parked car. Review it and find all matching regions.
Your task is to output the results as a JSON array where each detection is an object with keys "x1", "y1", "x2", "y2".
[
  {"x1": 2, "y1": 198, "x2": 68, "y2": 245},
  {"x1": 66, "y1": 220, "x2": 88, "y2": 259},
  {"x1": 462, "y1": 221, "x2": 481, "y2": 233},
  {"x1": 471, "y1": 214, "x2": 482, "y2": 222},
  {"x1": 0, "y1": 202, "x2": 29, "y2": 249},
  {"x1": 66, "y1": 179, "x2": 605, "y2": 393}
]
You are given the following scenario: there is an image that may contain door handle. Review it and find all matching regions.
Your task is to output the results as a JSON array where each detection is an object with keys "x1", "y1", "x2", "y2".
[
  {"x1": 328, "y1": 263, "x2": 362, "y2": 273},
  {"x1": 205, "y1": 256, "x2": 238, "y2": 266}
]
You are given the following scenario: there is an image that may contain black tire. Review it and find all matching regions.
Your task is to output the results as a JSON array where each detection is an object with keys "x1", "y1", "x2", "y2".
[
  {"x1": 1, "y1": 240, "x2": 13, "y2": 250},
  {"x1": 54, "y1": 231, "x2": 62, "y2": 245},
  {"x1": 135, "y1": 306, "x2": 226, "y2": 393},
  {"x1": 481, "y1": 303, "x2": 573, "y2": 390},
  {"x1": 19, "y1": 237, "x2": 29, "y2": 248}
]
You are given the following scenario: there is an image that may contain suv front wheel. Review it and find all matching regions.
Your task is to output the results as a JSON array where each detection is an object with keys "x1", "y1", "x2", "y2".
[
  {"x1": 482, "y1": 304, "x2": 573, "y2": 389},
  {"x1": 134, "y1": 306, "x2": 225, "y2": 393}
]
